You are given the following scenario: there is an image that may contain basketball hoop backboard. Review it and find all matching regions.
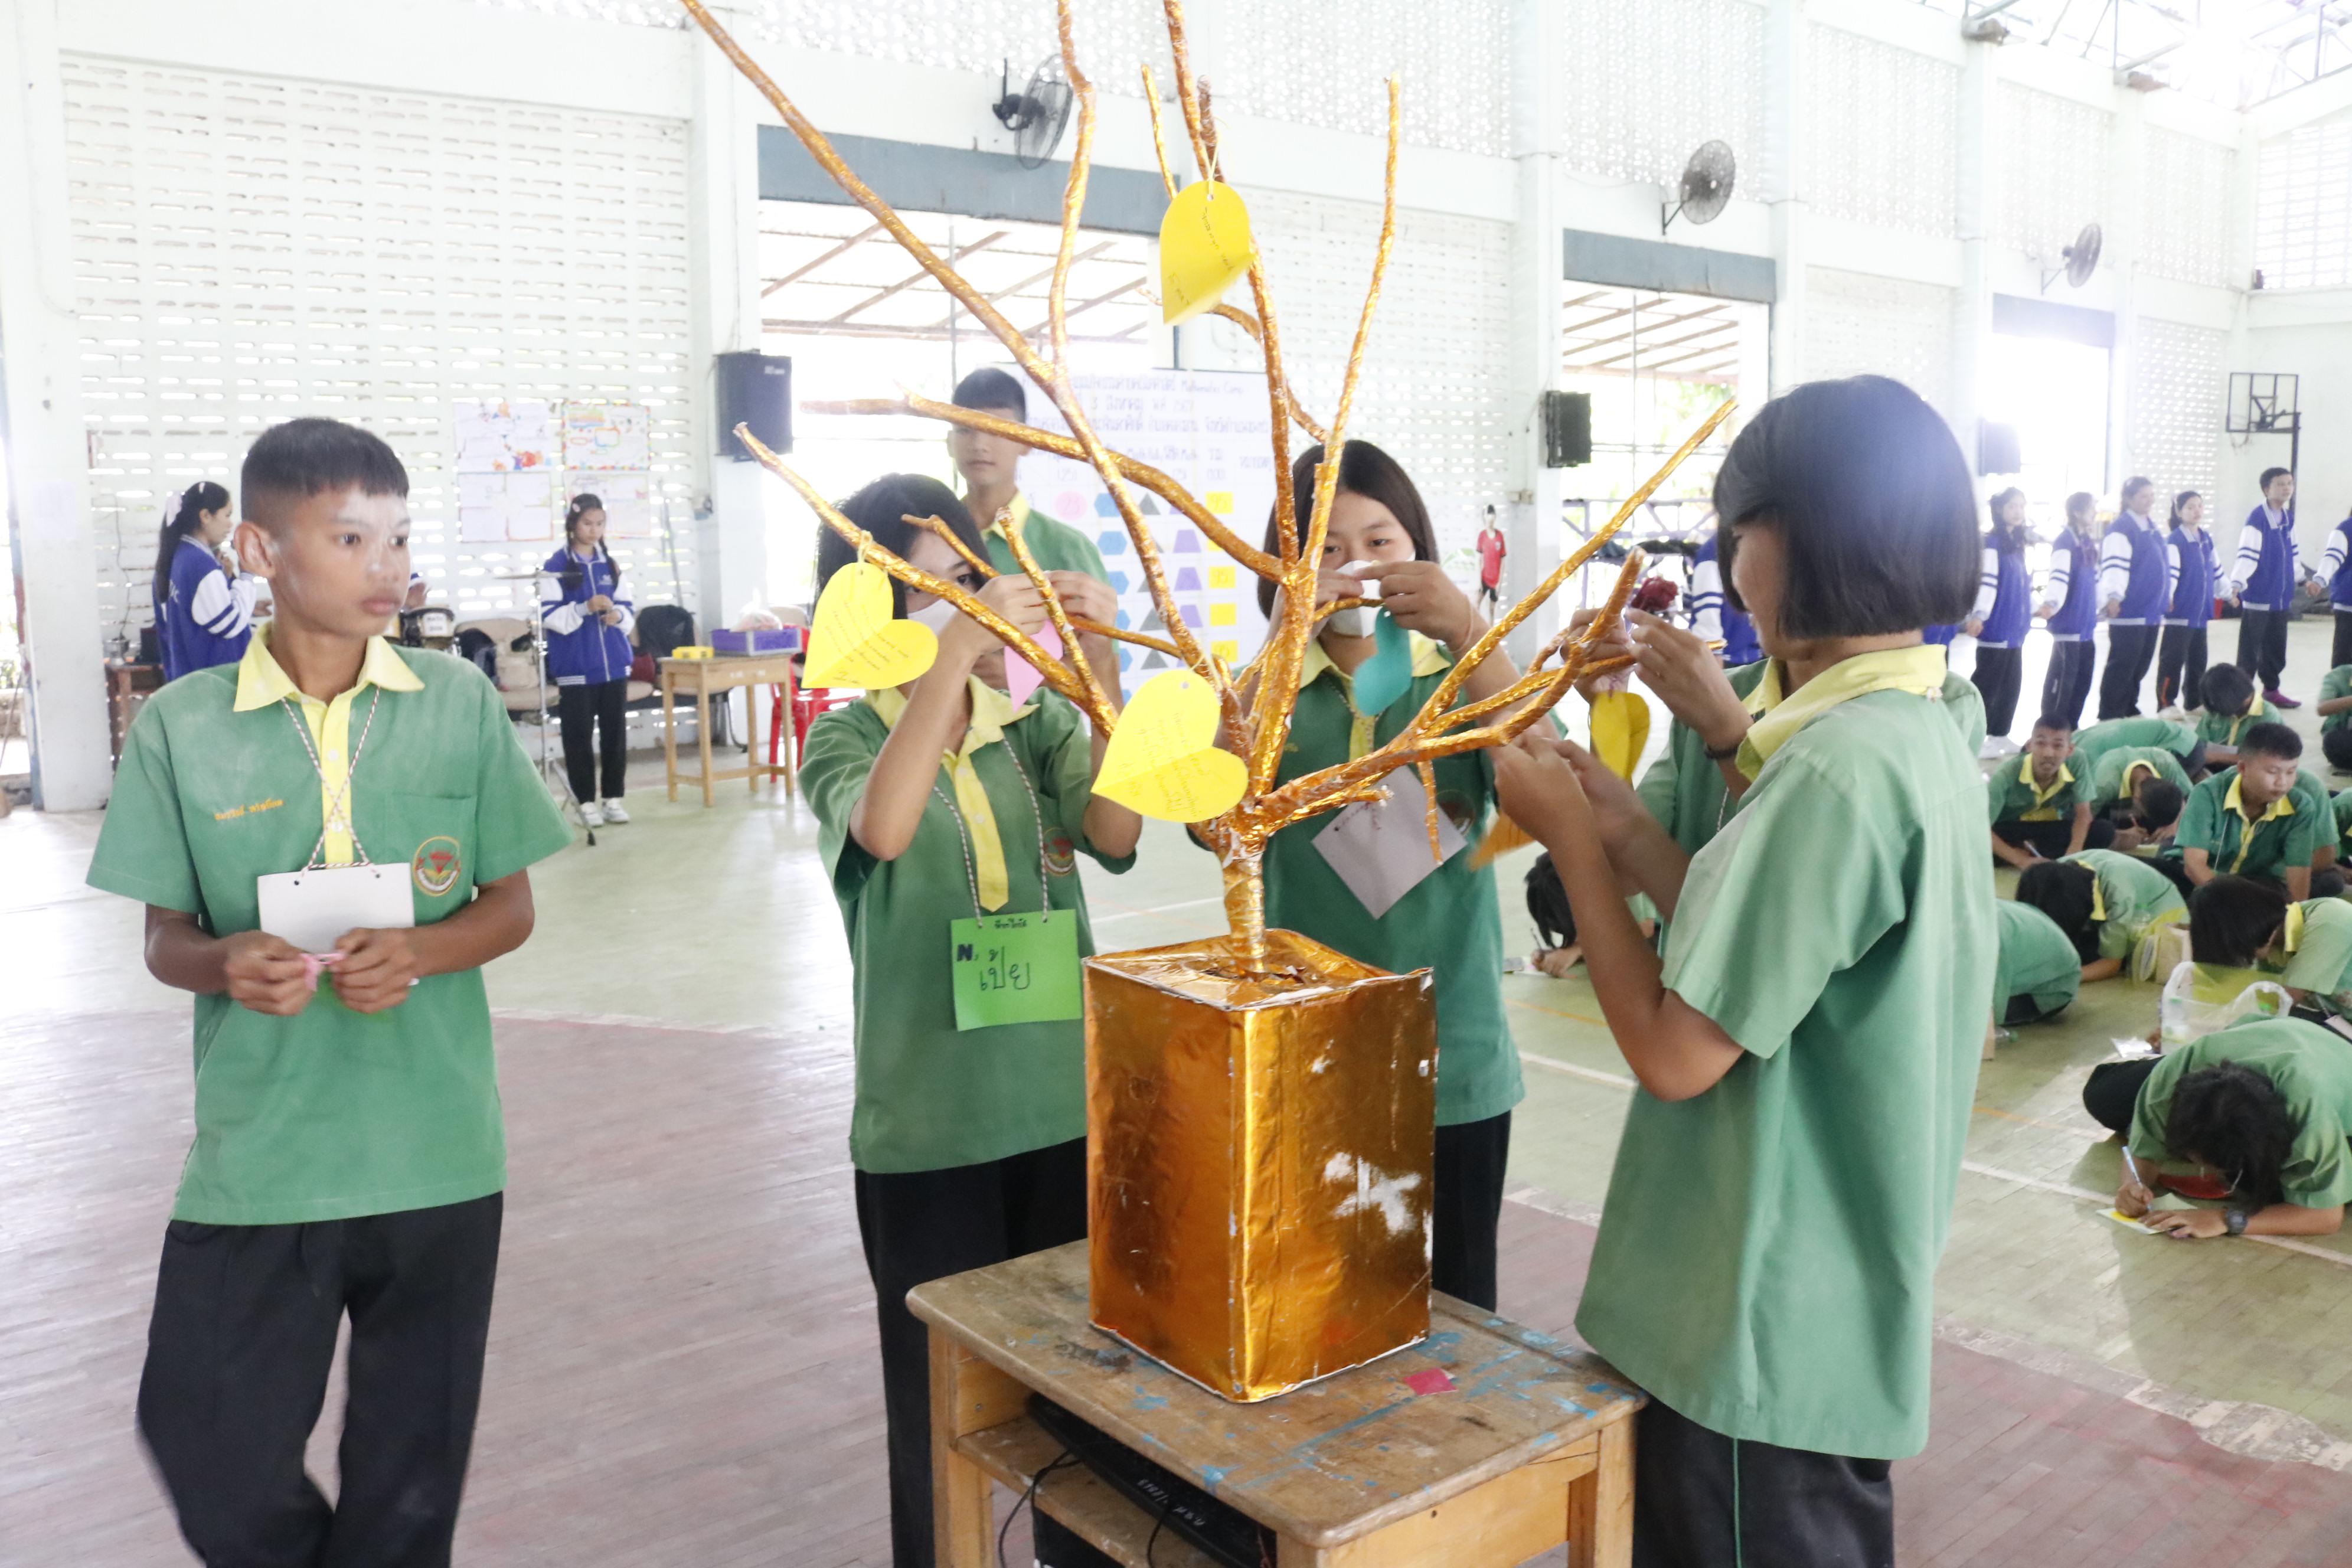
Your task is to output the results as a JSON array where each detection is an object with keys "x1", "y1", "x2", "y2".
[{"x1": 2228, "y1": 372, "x2": 2300, "y2": 435}]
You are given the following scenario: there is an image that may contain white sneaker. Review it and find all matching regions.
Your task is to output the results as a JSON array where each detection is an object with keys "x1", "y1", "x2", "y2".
[
  {"x1": 579, "y1": 800, "x2": 604, "y2": 828},
  {"x1": 601, "y1": 799, "x2": 630, "y2": 824}
]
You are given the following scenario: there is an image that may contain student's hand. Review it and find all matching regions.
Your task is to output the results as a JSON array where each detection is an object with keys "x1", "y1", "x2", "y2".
[
  {"x1": 2034, "y1": 602, "x2": 2057, "y2": 621},
  {"x1": 330, "y1": 927, "x2": 423, "y2": 1014},
  {"x1": 600, "y1": 609, "x2": 623, "y2": 627},
  {"x1": 584, "y1": 594, "x2": 613, "y2": 614},
  {"x1": 1559, "y1": 607, "x2": 1638, "y2": 698},
  {"x1": 2144, "y1": 1208, "x2": 2231, "y2": 1240},
  {"x1": 2116, "y1": 1171, "x2": 2154, "y2": 1219},
  {"x1": 220, "y1": 930, "x2": 313, "y2": 1016},
  {"x1": 1045, "y1": 570, "x2": 1118, "y2": 630},
  {"x1": 2111, "y1": 825, "x2": 2148, "y2": 853},
  {"x1": 1963, "y1": 618, "x2": 1984, "y2": 638},
  {"x1": 1365, "y1": 561, "x2": 1481, "y2": 652},
  {"x1": 940, "y1": 573, "x2": 1050, "y2": 669},
  {"x1": 1532, "y1": 945, "x2": 1584, "y2": 979},
  {"x1": 1626, "y1": 610, "x2": 1750, "y2": 756},
  {"x1": 1494, "y1": 734, "x2": 1596, "y2": 852}
]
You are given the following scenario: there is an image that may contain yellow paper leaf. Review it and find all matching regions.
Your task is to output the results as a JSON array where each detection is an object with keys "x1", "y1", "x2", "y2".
[
  {"x1": 805, "y1": 561, "x2": 937, "y2": 690},
  {"x1": 1158, "y1": 182, "x2": 1256, "y2": 325},
  {"x1": 1096, "y1": 669, "x2": 1248, "y2": 821},
  {"x1": 1590, "y1": 690, "x2": 1650, "y2": 781}
]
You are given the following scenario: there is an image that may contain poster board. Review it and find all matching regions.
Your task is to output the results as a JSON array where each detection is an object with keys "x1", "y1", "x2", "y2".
[
  {"x1": 588, "y1": 472, "x2": 656, "y2": 538},
  {"x1": 1024, "y1": 370, "x2": 1276, "y2": 697},
  {"x1": 457, "y1": 470, "x2": 558, "y2": 543},
  {"x1": 563, "y1": 403, "x2": 651, "y2": 471},
  {"x1": 454, "y1": 398, "x2": 555, "y2": 473}
]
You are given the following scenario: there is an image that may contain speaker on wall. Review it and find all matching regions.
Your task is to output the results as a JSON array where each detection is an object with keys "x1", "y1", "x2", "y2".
[
  {"x1": 1977, "y1": 420, "x2": 2021, "y2": 477},
  {"x1": 1541, "y1": 390, "x2": 1592, "y2": 468},
  {"x1": 716, "y1": 351, "x2": 792, "y2": 459}
]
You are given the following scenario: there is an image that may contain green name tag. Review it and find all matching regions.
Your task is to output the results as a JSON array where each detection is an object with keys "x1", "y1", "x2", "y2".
[{"x1": 950, "y1": 912, "x2": 1083, "y2": 1031}]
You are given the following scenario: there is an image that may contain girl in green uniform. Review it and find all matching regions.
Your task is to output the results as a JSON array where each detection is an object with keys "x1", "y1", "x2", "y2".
[
  {"x1": 799, "y1": 476, "x2": 1139, "y2": 1568},
  {"x1": 1496, "y1": 377, "x2": 1992, "y2": 1566},
  {"x1": 1246, "y1": 440, "x2": 1527, "y2": 1309},
  {"x1": 2014, "y1": 848, "x2": 2187, "y2": 982}
]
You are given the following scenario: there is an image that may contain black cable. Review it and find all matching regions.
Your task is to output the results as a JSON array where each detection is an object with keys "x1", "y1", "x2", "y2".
[
  {"x1": 1145, "y1": 1501, "x2": 1168, "y2": 1567},
  {"x1": 999, "y1": 1450, "x2": 1081, "y2": 1568}
]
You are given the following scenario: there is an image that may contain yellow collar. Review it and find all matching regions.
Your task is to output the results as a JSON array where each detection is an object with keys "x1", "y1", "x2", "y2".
[
  {"x1": 867, "y1": 677, "x2": 1037, "y2": 912},
  {"x1": 980, "y1": 491, "x2": 1033, "y2": 539},
  {"x1": 2122, "y1": 758, "x2": 2158, "y2": 793},
  {"x1": 1737, "y1": 645, "x2": 1949, "y2": 778},
  {"x1": 1298, "y1": 631, "x2": 1451, "y2": 693},
  {"x1": 2223, "y1": 774, "x2": 2294, "y2": 827},
  {"x1": 232, "y1": 627, "x2": 423, "y2": 711},
  {"x1": 867, "y1": 676, "x2": 1035, "y2": 752},
  {"x1": 2018, "y1": 752, "x2": 2076, "y2": 806},
  {"x1": 2285, "y1": 903, "x2": 2307, "y2": 955}
]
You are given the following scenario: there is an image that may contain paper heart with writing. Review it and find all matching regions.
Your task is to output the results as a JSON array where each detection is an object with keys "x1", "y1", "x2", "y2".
[
  {"x1": 805, "y1": 561, "x2": 937, "y2": 690},
  {"x1": 1095, "y1": 669, "x2": 1247, "y2": 822}
]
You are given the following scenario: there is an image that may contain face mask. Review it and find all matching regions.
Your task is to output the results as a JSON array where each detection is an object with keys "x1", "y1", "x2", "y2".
[
  {"x1": 1327, "y1": 559, "x2": 1384, "y2": 638},
  {"x1": 907, "y1": 596, "x2": 961, "y2": 635}
]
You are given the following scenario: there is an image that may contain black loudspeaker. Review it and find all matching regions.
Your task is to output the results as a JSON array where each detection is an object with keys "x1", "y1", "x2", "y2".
[
  {"x1": 1541, "y1": 390, "x2": 1592, "y2": 468},
  {"x1": 1978, "y1": 420, "x2": 2021, "y2": 477},
  {"x1": 716, "y1": 351, "x2": 792, "y2": 459}
]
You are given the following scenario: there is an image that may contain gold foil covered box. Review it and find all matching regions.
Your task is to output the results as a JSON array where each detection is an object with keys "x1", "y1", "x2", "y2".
[{"x1": 1086, "y1": 932, "x2": 1438, "y2": 1402}]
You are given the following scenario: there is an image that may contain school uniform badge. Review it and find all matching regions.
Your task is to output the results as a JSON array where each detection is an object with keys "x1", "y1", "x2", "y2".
[
  {"x1": 412, "y1": 836, "x2": 462, "y2": 896},
  {"x1": 1044, "y1": 831, "x2": 1077, "y2": 877}
]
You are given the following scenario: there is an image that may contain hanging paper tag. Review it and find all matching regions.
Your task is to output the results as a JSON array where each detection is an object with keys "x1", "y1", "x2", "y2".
[
  {"x1": 1005, "y1": 622, "x2": 1062, "y2": 706},
  {"x1": 806, "y1": 561, "x2": 937, "y2": 690},
  {"x1": 1312, "y1": 766, "x2": 1466, "y2": 919},
  {"x1": 256, "y1": 863, "x2": 414, "y2": 955},
  {"x1": 1158, "y1": 181, "x2": 1256, "y2": 325},
  {"x1": 950, "y1": 911, "x2": 1083, "y2": 1031},
  {"x1": 1588, "y1": 690, "x2": 1651, "y2": 780},
  {"x1": 1095, "y1": 669, "x2": 1247, "y2": 822}
]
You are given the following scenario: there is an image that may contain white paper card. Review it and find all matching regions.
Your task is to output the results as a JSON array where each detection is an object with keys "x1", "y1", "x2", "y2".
[
  {"x1": 1312, "y1": 766, "x2": 1465, "y2": 920},
  {"x1": 257, "y1": 864, "x2": 414, "y2": 955}
]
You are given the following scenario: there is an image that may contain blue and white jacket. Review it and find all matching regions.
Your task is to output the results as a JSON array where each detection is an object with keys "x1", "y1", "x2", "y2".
[
  {"x1": 2166, "y1": 525, "x2": 2216, "y2": 628},
  {"x1": 1687, "y1": 533, "x2": 1761, "y2": 665},
  {"x1": 154, "y1": 535, "x2": 256, "y2": 682},
  {"x1": 2229, "y1": 503, "x2": 2299, "y2": 612},
  {"x1": 2043, "y1": 524, "x2": 2099, "y2": 640},
  {"x1": 2317, "y1": 515, "x2": 2352, "y2": 612},
  {"x1": 2097, "y1": 509, "x2": 2174, "y2": 627},
  {"x1": 1971, "y1": 532, "x2": 2031, "y2": 649},
  {"x1": 541, "y1": 544, "x2": 637, "y2": 686}
]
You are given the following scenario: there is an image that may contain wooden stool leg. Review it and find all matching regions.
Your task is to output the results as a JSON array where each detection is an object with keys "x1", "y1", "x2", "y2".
[
  {"x1": 1567, "y1": 1417, "x2": 1635, "y2": 1568},
  {"x1": 661, "y1": 671, "x2": 680, "y2": 802},
  {"x1": 697, "y1": 678, "x2": 716, "y2": 807},
  {"x1": 928, "y1": 1332, "x2": 998, "y2": 1568}
]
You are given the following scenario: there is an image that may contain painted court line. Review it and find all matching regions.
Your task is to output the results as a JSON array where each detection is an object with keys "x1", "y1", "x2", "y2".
[{"x1": 1090, "y1": 894, "x2": 1226, "y2": 926}]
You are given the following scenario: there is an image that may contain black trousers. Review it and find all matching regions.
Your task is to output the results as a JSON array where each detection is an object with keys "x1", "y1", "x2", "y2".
[
  {"x1": 1632, "y1": 1397, "x2": 1894, "y2": 1568},
  {"x1": 2324, "y1": 728, "x2": 2352, "y2": 772},
  {"x1": 1994, "y1": 818, "x2": 2116, "y2": 861},
  {"x1": 2335, "y1": 610, "x2": 2352, "y2": 672},
  {"x1": 2040, "y1": 640, "x2": 2095, "y2": 729},
  {"x1": 2237, "y1": 608, "x2": 2290, "y2": 692},
  {"x1": 138, "y1": 1194, "x2": 503, "y2": 1568},
  {"x1": 2157, "y1": 624, "x2": 2208, "y2": 711},
  {"x1": 2083, "y1": 1057, "x2": 2160, "y2": 1136},
  {"x1": 1970, "y1": 646, "x2": 2023, "y2": 740},
  {"x1": 556, "y1": 678, "x2": 629, "y2": 802},
  {"x1": 2098, "y1": 624, "x2": 2160, "y2": 720},
  {"x1": 856, "y1": 1139, "x2": 1090, "y2": 1568},
  {"x1": 1432, "y1": 1109, "x2": 1512, "y2": 1312}
]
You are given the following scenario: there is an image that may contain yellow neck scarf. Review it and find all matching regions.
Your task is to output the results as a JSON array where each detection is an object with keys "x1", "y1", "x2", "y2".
[
  {"x1": 868, "y1": 678, "x2": 1037, "y2": 912},
  {"x1": 1736, "y1": 645, "x2": 1949, "y2": 779}
]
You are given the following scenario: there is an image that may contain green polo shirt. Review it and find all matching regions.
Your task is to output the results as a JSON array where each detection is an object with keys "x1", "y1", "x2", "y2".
[
  {"x1": 1987, "y1": 754, "x2": 2085, "y2": 826},
  {"x1": 2071, "y1": 716, "x2": 2198, "y2": 769},
  {"x1": 2177, "y1": 767, "x2": 2322, "y2": 880},
  {"x1": 2088, "y1": 746, "x2": 2192, "y2": 809},
  {"x1": 2334, "y1": 789, "x2": 2352, "y2": 860},
  {"x1": 2277, "y1": 899, "x2": 2352, "y2": 1008},
  {"x1": 2060, "y1": 848, "x2": 2187, "y2": 962},
  {"x1": 1256, "y1": 638, "x2": 1522, "y2": 1129},
  {"x1": 1577, "y1": 674, "x2": 1995, "y2": 1460},
  {"x1": 86, "y1": 644, "x2": 572, "y2": 1224},
  {"x1": 2320, "y1": 666, "x2": 2352, "y2": 737},
  {"x1": 981, "y1": 491, "x2": 1110, "y2": 583},
  {"x1": 1994, "y1": 899, "x2": 2081, "y2": 1018},
  {"x1": 2128, "y1": 1017, "x2": 2352, "y2": 1209},
  {"x1": 802, "y1": 685, "x2": 1132, "y2": 1174},
  {"x1": 2196, "y1": 698, "x2": 2276, "y2": 752}
]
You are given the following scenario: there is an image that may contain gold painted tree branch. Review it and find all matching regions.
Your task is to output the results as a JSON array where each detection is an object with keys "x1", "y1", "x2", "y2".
[{"x1": 904, "y1": 515, "x2": 1185, "y2": 658}]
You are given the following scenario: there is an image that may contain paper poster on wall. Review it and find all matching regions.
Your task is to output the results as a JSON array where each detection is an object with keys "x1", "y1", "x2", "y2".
[
  {"x1": 458, "y1": 470, "x2": 557, "y2": 543},
  {"x1": 454, "y1": 398, "x2": 555, "y2": 473},
  {"x1": 561, "y1": 403, "x2": 651, "y2": 472},
  {"x1": 584, "y1": 472, "x2": 656, "y2": 538},
  {"x1": 1024, "y1": 370, "x2": 1276, "y2": 697}
]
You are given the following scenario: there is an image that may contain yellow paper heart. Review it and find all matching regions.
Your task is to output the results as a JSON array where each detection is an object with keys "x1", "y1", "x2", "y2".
[
  {"x1": 805, "y1": 561, "x2": 938, "y2": 690},
  {"x1": 1158, "y1": 181, "x2": 1256, "y2": 325},
  {"x1": 1589, "y1": 690, "x2": 1651, "y2": 781},
  {"x1": 1096, "y1": 669, "x2": 1248, "y2": 822}
]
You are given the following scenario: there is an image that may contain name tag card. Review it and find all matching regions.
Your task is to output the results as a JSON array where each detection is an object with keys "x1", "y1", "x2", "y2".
[
  {"x1": 257, "y1": 864, "x2": 414, "y2": 955},
  {"x1": 950, "y1": 911, "x2": 1082, "y2": 1031},
  {"x1": 1312, "y1": 766, "x2": 1466, "y2": 919}
]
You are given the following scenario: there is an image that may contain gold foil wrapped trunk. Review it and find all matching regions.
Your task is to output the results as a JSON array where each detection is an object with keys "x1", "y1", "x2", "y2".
[{"x1": 1086, "y1": 931, "x2": 1438, "y2": 1402}]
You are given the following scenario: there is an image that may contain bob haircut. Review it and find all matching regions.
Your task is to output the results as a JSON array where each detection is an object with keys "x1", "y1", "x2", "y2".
[
  {"x1": 2238, "y1": 720, "x2": 2302, "y2": 763},
  {"x1": 1257, "y1": 440, "x2": 1436, "y2": 617},
  {"x1": 2187, "y1": 875, "x2": 2287, "y2": 969},
  {"x1": 812, "y1": 474, "x2": 987, "y2": 619},
  {"x1": 1712, "y1": 376, "x2": 1977, "y2": 639},
  {"x1": 2167, "y1": 1061, "x2": 2296, "y2": 1208},
  {"x1": 2015, "y1": 860, "x2": 2102, "y2": 965},
  {"x1": 242, "y1": 418, "x2": 408, "y2": 531}
]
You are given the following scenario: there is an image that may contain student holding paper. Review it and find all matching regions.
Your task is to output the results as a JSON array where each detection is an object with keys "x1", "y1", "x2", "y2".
[
  {"x1": 86, "y1": 419, "x2": 572, "y2": 1564},
  {"x1": 798, "y1": 474, "x2": 1138, "y2": 1568}
]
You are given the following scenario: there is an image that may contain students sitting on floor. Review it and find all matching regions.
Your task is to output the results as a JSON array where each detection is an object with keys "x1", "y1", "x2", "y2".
[
  {"x1": 1989, "y1": 715, "x2": 2108, "y2": 867},
  {"x1": 1994, "y1": 899, "x2": 2083, "y2": 1024},
  {"x1": 2317, "y1": 662, "x2": 2352, "y2": 773},
  {"x1": 2196, "y1": 664, "x2": 2276, "y2": 769},
  {"x1": 2081, "y1": 1015, "x2": 2350, "y2": 1239},
  {"x1": 2014, "y1": 848, "x2": 2187, "y2": 982},
  {"x1": 2177, "y1": 723, "x2": 2328, "y2": 900},
  {"x1": 2069, "y1": 713, "x2": 2206, "y2": 778},
  {"x1": 2187, "y1": 874, "x2": 2352, "y2": 1018},
  {"x1": 2087, "y1": 747, "x2": 2188, "y2": 847}
]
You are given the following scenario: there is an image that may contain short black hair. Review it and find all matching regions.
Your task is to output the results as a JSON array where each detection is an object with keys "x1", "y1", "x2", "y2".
[
  {"x1": 1257, "y1": 440, "x2": 1435, "y2": 616},
  {"x1": 2201, "y1": 662, "x2": 2256, "y2": 717},
  {"x1": 2122, "y1": 475, "x2": 2155, "y2": 504},
  {"x1": 2167, "y1": 1059, "x2": 2297, "y2": 1207},
  {"x1": 951, "y1": 367, "x2": 1028, "y2": 420},
  {"x1": 2188, "y1": 876, "x2": 2287, "y2": 968},
  {"x1": 2015, "y1": 861, "x2": 2101, "y2": 963},
  {"x1": 1525, "y1": 853, "x2": 1575, "y2": 949},
  {"x1": 2031, "y1": 713, "x2": 2075, "y2": 736},
  {"x1": 2239, "y1": 720, "x2": 2302, "y2": 763},
  {"x1": 241, "y1": 418, "x2": 408, "y2": 531},
  {"x1": 1711, "y1": 376, "x2": 1977, "y2": 639},
  {"x1": 813, "y1": 473, "x2": 986, "y2": 618},
  {"x1": 2260, "y1": 466, "x2": 2292, "y2": 491},
  {"x1": 2132, "y1": 776, "x2": 2184, "y2": 831}
]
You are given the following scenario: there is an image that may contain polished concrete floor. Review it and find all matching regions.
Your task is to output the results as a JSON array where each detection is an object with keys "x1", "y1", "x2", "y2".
[{"x1": 6, "y1": 619, "x2": 2352, "y2": 1564}]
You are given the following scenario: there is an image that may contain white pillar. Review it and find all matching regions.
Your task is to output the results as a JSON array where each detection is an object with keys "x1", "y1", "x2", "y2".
[
  {"x1": 1952, "y1": 33, "x2": 1997, "y2": 468},
  {"x1": 2105, "y1": 92, "x2": 2145, "y2": 495},
  {"x1": 1506, "y1": 0, "x2": 1564, "y2": 665},
  {"x1": 689, "y1": 18, "x2": 769, "y2": 626},
  {"x1": 1762, "y1": 0, "x2": 1808, "y2": 394},
  {"x1": 0, "y1": 0, "x2": 111, "y2": 810}
]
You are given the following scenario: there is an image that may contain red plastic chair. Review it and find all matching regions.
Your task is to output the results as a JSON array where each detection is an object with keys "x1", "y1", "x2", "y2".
[{"x1": 771, "y1": 668, "x2": 855, "y2": 777}]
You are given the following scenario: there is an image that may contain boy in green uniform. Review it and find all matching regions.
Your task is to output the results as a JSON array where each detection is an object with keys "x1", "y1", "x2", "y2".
[
  {"x1": 2082, "y1": 1016, "x2": 2350, "y2": 1239},
  {"x1": 1994, "y1": 899, "x2": 2082, "y2": 1024},
  {"x1": 2177, "y1": 723, "x2": 2325, "y2": 899},
  {"x1": 1988, "y1": 714, "x2": 2103, "y2": 867},
  {"x1": 2086, "y1": 747, "x2": 2189, "y2": 852},
  {"x1": 2196, "y1": 663, "x2": 2276, "y2": 766},
  {"x1": 2070, "y1": 713, "x2": 2205, "y2": 776},
  {"x1": 2014, "y1": 849, "x2": 2186, "y2": 982},
  {"x1": 1498, "y1": 377, "x2": 1994, "y2": 1563},
  {"x1": 86, "y1": 420, "x2": 571, "y2": 1562},
  {"x1": 2184, "y1": 875, "x2": 2352, "y2": 1015},
  {"x1": 800, "y1": 475, "x2": 1139, "y2": 1568},
  {"x1": 948, "y1": 367, "x2": 1110, "y2": 583},
  {"x1": 2318, "y1": 662, "x2": 2352, "y2": 772}
]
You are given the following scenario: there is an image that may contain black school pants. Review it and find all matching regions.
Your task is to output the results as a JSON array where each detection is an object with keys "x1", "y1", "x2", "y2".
[
  {"x1": 2040, "y1": 639, "x2": 2095, "y2": 729},
  {"x1": 1632, "y1": 1397, "x2": 1894, "y2": 1568},
  {"x1": 2157, "y1": 624, "x2": 2208, "y2": 710},
  {"x1": 2098, "y1": 623, "x2": 2160, "y2": 720},
  {"x1": 2083, "y1": 1057, "x2": 2160, "y2": 1136},
  {"x1": 2237, "y1": 607, "x2": 2289, "y2": 692},
  {"x1": 1970, "y1": 645, "x2": 2023, "y2": 741},
  {"x1": 1994, "y1": 817, "x2": 2116, "y2": 861},
  {"x1": 2334, "y1": 610, "x2": 2352, "y2": 673},
  {"x1": 557, "y1": 677, "x2": 629, "y2": 802},
  {"x1": 137, "y1": 1193, "x2": 502, "y2": 1568}
]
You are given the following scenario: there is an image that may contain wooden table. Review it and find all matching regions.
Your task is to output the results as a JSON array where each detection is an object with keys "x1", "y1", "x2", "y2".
[
  {"x1": 909, "y1": 1241, "x2": 1644, "y2": 1568},
  {"x1": 659, "y1": 654, "x2": 796, "y2": 806},
  {"x1": 106, "y1": 662, "x2": 164, "y2": 762}
]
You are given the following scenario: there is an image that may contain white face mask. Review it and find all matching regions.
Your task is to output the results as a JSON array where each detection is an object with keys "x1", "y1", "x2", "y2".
[
  {"x1": 1326, "y1": 559, "x2": 1385, "y2": 638},
  {"x1": 907, "y1": 596, "x2": 961, "y2": 635}
]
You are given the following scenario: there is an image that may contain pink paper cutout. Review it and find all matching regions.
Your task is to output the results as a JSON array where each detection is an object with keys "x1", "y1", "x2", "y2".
[
  {"x1": 1404, "y1": 1368, "x2": 1456, "y2": 1396},
  {"x1": 1007, "y1": 622, "x2": 1061, "y2": 705}
]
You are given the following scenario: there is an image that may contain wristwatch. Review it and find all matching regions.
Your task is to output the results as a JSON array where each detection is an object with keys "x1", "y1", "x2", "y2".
[
  {"x1": 1703, "y1": 734, "x2": 1745, "y2": 762},
  {"x1": 2224, "y1": 1207, "x2": 2250, "y2": 1236}
]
